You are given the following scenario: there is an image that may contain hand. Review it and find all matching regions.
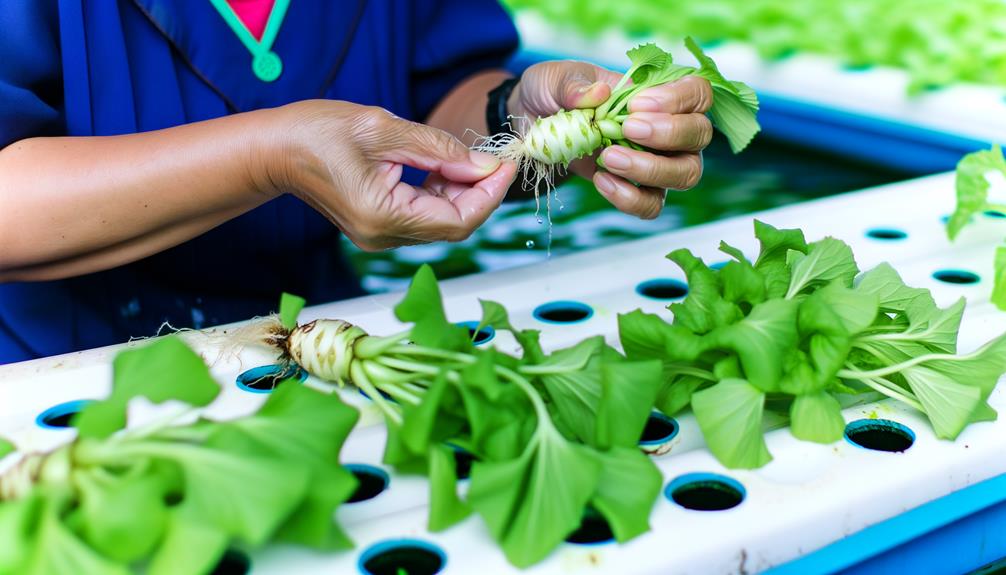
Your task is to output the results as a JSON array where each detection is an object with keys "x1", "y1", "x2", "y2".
[
  {"x1": 272, "y1": 100, "x2": 517, "y2": 251},
  {"x1": 508, "y1": 61, "x2": 713, "y2": 219}
]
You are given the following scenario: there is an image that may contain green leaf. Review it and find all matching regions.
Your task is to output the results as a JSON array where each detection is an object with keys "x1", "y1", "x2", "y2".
[
  {"x1": 395, "y1": 265, "x2": 471, "y2": 351},
  {"x1": 467, "y1": 427, "x2": 601, "y2": 567},
  {"x1": 709, "y1": 298, "x2": 799, "y2": 391},
  {"x1": 427, "y1": 444, "x2": 472, "y2": 532},
  {"x1": 947, "y1": 145, "x2": 1006, "y2": 240},
  {"x1": 617, "y1": 310, "x2": 707, "y2": 363},
  {"x1": 753, "y1": 220, "x2": 807, "y2": 299},
  {"x1": 0, "y1": 437, "x2": 13, "y2": 459},
  {"x1": 625, "y1": 43, "x2": 672, "y2": 84},
  {"x1": 146, "y1": 509, "x2": 229, "y2": 575},
  {"x1": 790, "y1": 392, "x2": 845, "y2": 443},
  {"x1": 667, "y1": 249, "x2": 741, "y2": 334},
  {"x1": 786, "y1": 237, "x2": 859, "y2": 298},
  {"x1": 458, "y1": 379, "x2": 535, "y2": 462},
  {"x1": 718, "y1": 259, "x2": 766, "y2": 308},
  {"x1": 594, "y1": 358, "x2": 664, "y2": 449},
  {"x1": 655, "y1": 375, "x2": 706, "y2": 416},
  {"x1": 75, "y1": 468, "x2": 170, "y2": 563},
  {"x1": 691, "y1": 379, "x2": 772, "y2": 469},
  {"x1": 279, "y1": 292, "x2": 306, "y2": 330},
  {"x1": 25, "y1": 499, "x2": 130, "y2": 575},
  {"x1": 76, "y1": 337, "x2": 221, "y2": 439},
  {"x1": 799, "y1": 282, "x2": 879, "y2": 337},
  {"x1": 901, "y1": 366, "x2": 982, "y2": 439},
  {"x1": 0, "y1": 494, "x2": 41, "y2": 572},
  {"x1": 476, "y1": 299, "x2": 515, "y2": 335},
  {"x1": 589, "y1": 447, "x2": 662, "y2": 542},
  {"x1": 855, "y1": 263, "x2": 935, "y2": 313},
  {"x1": 718, "y1": 240, "x2": 749, "y2": 263},
  {"x1": 993, "y1": 246, "x2": 1006, "y2": 311},
  {"x1": 684, "y1": 37, "x2": 761, "y2": 153}
]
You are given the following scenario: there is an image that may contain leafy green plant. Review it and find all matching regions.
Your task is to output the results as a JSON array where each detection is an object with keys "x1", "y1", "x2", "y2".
[
  {"x1": 0, "y1": 337, "x2": 359, "y2": 574},
  {"x1": 946, "y1": 145, "x2": 1006, "y2": 310},
  {"x1": 503, "y1": 0, "x2": 1006, "y2": 93},
  {"x1": 260, "y1": 265, "x2": 665, "y2": 567},
  {"x1": 619, "y1": 220, "x2": 1006, "y2": 468}
]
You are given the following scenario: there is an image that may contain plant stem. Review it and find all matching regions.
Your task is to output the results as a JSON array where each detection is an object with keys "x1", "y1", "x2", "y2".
[
  {"x1": 388, "y1": 345, "x2": 475, "y2": 364},
  {"x1": 350, "y1": 361, "x2": 402, "y2": 425}
]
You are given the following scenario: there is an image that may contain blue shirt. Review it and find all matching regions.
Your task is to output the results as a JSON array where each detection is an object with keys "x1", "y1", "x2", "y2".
[{"x1": 0, "y1": 0, "x2": 518, "y2": 363}]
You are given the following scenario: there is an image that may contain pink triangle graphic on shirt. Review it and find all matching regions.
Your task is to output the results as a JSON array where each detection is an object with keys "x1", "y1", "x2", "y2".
[{"x1": 226, "y1": 0, "x2": 276, "y2": 41}]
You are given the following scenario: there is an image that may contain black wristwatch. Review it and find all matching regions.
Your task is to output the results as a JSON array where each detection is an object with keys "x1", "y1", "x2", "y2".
[{"x1": 486, "y1": 76, "x2": 520, "y2": 137}]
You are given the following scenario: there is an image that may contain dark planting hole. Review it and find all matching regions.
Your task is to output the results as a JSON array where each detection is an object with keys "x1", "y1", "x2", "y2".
[
  {"x1": 666, "y1": 473, "x2": 745, "y2": 511},
  {"x1": 844, "y1": 419, "x2": 915, "y2": 452},
  {"x1": 532, "y1": 301, "x2": 593, "y2": 324},
  {"x1": 236, "y1": 364, "x2": 306, "y2": 393},
  {"x1": 638, "y1": 412, "x2": 679, "y2": 445},
  {"x1": 451, "y1": 447, "x2": 476, "y2": 480},
  {"x1": 359, "y1": 388, "x2": 395, "y2": 402},
  {"x1": 984, "y1": 210, "x2": 1006, "y2": 219},
  {"x1": 565, "y1": 509, "x2": 615, "y2": 545},
  {"x1": 36, "y1": 400, "x2": 92, "y2": 429},
  {"x1": 210, "y1": 549, "x2": 251, "y2": 575},
  {"x1": 457, "y1": 321, "x2": 495, "y2": 346},
  {"x1": 866, "y1": 228, "x2": 907, "y2": 240},
  {"x1": 933, "y1": 269, "x2": 980, "y2": 285},
  {"x1": 636, "y1": 278, "x2": 689, "y2": 300},
  {"x1": 359, "y1": 539, "x2": 446, "y2": 575},
  {"x1": 345, "y1": 464, "x2": 389, "y2": 503}
]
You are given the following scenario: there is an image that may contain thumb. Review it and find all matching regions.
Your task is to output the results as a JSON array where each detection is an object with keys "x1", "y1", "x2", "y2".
[
  {"x1": 378, "y1": 118, "x2": 501, "y2": 183},
  {"x1": 553, "y1": 64, "x2": 612, "y2": 110}
]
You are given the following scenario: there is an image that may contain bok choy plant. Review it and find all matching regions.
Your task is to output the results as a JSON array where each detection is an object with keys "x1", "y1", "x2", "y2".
[
  {"x1": 619, "y1": 221, "x2": 1006, "y2": 469},
  {"x1": 248, "y1": 265, "x2": 666, "y2": 567},
  {"x1": 0, "y1": 337, "x2": 359, "y2": 575}
]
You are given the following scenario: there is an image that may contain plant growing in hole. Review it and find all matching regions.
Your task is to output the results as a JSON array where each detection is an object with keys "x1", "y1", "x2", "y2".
[
  {"x1": 472, "y1": 39, "x2": 759, "y2": 220},
  {"x1": 0, "y1": 337, "x2": 359, "y2": 575},
  {"x1": 619, "y1": 220, "x2": 1006, "y2": 469},
  {"x1": 243, "y1": 265, "x2": 666, "y2": 567},
  {"x1": 946, "y1": 145, "x2": 1006, "y2": 310}
]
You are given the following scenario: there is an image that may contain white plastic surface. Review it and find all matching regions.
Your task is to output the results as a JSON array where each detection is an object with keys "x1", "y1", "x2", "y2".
[
  {"x1": 1, "y1": 172, "x2": 1005, "y2": 574},
  {"x1": 514, "y1": 12, "x2": 1006, "y2": 144}
]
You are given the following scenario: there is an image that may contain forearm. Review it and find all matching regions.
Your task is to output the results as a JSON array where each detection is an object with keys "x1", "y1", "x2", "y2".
[{"x1": 0, "y1": 109, "x2": 287, "y2": 282}]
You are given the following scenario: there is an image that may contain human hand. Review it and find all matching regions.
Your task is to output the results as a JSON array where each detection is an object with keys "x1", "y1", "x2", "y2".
[
  {"x1": 508, "y1": 61, "x2": 713, "y2": 219},
  {"x1": 273, "y1": 100, "x2": 517, "y2": 251}
]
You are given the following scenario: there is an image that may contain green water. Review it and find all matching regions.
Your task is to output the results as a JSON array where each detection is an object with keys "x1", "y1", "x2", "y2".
[{"x1": 343, "y1": 136, "x2": 911, "y2": 293}]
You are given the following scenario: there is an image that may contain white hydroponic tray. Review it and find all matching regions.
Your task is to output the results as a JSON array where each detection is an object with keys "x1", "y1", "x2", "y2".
[
  {"x1": 514, "y1": 12, "x2": 1006, "y2": 145},
  {"x1": 1, "y1": 171, "x2": 1005, "y2": 574}
]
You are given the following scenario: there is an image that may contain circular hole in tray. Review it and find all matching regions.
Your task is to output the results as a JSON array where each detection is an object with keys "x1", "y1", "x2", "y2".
[
  {"x1": 983, "y1": 210, "x2": 1006, "y2": 219},
  {"x1": 532, "y1": 301, "x2": 594, "y2": 324},
  {"x1": 359, "y1": 539, "x2": 446, "y2": 575},
  {"x1": 36, "y1": 400, "x2": 92, "y2": 429},
  {"x1": 636, "y1": 278, "x2": 689, "y2": 301},
  {"x1": 235, "y1": 364, "x2": 307, "y2": 394},
  {"x1": 638, "y1": 412, "x2": 679, "y2": 446},
  {"x1": 865, "y1": 228, "x2": 908, "y2": 241},
  {"x1": 345, "y1": 464, "x2": 390, "y2": 504},
  {"x1": 210, "y1": 549, "x2": 251, "y2": 575},
  {"x1": 448, "y1": 444, "x2": 477, "y2": 480},
  {"x1": 456, "y1": 321, "x2": 495, "y2": 346},
  {"x1": 844, "y1": 419, "x2": 915, "y2": 453},
  {"x1": 932, "y1": 269, "x2": 981, "y2": 285},
  {"x1": 565, "y1": 508, "x2": 615, "y2": 545},
  {"x1": 665, "y1": 473, "x2": 746, "y2": 511}
]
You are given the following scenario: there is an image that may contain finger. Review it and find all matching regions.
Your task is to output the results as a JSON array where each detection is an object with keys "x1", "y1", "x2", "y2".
[
  {"x1": 520, "y1": 61, "x2": 622, "y2": 116},
  {"x1": 392, "y1": 161, "x2": 517, "y2": 243},
  {"x1": 358, "y1": 107, "x2": 501, "y2": 182},
  {"x1": 621, "y1": 112, "x2": 713, "y2": 152},
  {"x1": 593, "y1": 171, "x2": 667, "y2": 220},
  {"x1": 629, "y1": 76, "x2": 714, "y2": 114},
  {"x1": 600, "y1": 145, "x2": 703, "y2": 190}
]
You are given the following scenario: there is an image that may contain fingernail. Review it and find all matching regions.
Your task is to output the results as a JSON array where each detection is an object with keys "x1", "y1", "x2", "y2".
[
  {"x1": 622, "y1": 118, "x2": 652, "y2": 140},
  {"x1": 595, "y1": 172, "x2": 615, "y2": 195},
  {"x1": 469, "y1": 150, "x2": 500, "y2": 171},
  {"x1": 631, "y1": 96, "x2": 659, "y2": 112},
  {"x1": 603, "y1": 148, "x2": 632, "y2": 170}
]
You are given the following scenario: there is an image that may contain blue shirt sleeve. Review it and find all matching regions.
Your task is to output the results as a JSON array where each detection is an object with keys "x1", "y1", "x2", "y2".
[
  {"x1": 410, "y1": 0, "x2": 519, "y2": 122},
  {"x1": 0, "y1": 1, "x2": 63, "y2": 148}
]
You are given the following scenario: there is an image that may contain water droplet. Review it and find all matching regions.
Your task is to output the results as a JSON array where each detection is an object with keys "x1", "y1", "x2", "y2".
[
  {"x1": 558, "y1": 204, "x2": 564, "y2": 211},
  {"x1": 536, "y1": 217, "x2": 543, "y2": 224},
  {"x1": 525, "y1": 240, "x2": 535, "y2": 249}
]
